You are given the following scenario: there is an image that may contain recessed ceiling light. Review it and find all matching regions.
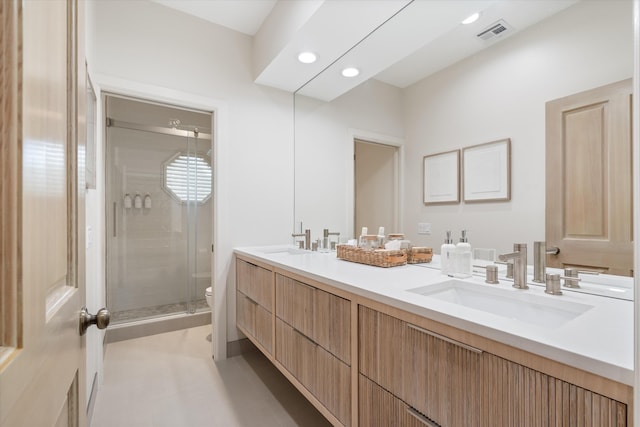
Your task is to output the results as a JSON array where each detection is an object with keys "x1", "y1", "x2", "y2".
[
  {"x1": 462, "y1": 12, "x2": 480, "y2": 25},
  {"x1": 297, "y1": 52, "x2": 317, "y2": 64},
  {"x1": 341, "y1": 67, "x2": 359, "y2": 78}
]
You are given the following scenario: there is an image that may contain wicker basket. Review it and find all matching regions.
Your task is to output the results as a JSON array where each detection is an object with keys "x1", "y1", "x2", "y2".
[
  {"x1": 336, "y1": 245, "x2": 407, "y2": 268},
  {"x1": 407, "y1": 247, "x2": 433, "y2": 264}
]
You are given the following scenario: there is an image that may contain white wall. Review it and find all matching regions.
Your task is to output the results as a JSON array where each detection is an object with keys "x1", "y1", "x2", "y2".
[
  {"x1": 402, "y1": 0, "x2": 633, "y2": 257},
  {"x1": 294, "y1": 79, "x2": 405, "y2": 240},
  {"x1": 86, "y1": 0, "x2": 295, "y2": 362}
]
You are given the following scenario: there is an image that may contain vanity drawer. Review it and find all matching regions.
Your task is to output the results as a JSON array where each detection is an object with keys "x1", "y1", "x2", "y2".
[
  {"x1": 359, "y1": 374, "x2": 428, "y2": 427},
  {"x1": 236, "y1": 259, "x2": 272, "y2": 311},
  {"x1": 276, "y1": 273, "x2": 351, "y2": 364},
  {"x1": 482, "y1": 353, "x2": 627, "y2": 426},
  {"x1": 359, "y1": 305, "x2": 482, "y2": 426},
  {"x1": 276, "y1": 318, "x2": 351, "y2": 426},
  {"x1": 236, "y1": 290, "x2": 272, "y2": 354}
]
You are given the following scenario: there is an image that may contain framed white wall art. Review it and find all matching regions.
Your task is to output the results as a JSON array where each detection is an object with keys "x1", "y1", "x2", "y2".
[
  {"x1": 423, "y1": 150, "x2": 460, "y2": 205},
  {"x1": 463, "y1": 138, "x2": 511, "y2": 203}
]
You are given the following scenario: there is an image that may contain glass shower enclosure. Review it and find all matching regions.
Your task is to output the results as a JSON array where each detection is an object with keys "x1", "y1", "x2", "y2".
[{"x1": 105, "y1": 95, "x2": 212, "y2": 324}]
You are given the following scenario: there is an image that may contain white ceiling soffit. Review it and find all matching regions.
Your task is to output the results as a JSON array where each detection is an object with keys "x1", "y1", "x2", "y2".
[
  {"x1": 296, "y1": 0, "x2": 579, "y2": 101},
  {"x1": 253, "y1": 0, "x2": 413, "y2": 94},
  {"x1": 374, "y1": 0, "x2": 579, "y2": 89},
  {"x1": 149, "y1": 0, "x2": 277, "y2": 36},
  {"x1": 296, "y1": 0, "x2": 495, "y2": 101}
]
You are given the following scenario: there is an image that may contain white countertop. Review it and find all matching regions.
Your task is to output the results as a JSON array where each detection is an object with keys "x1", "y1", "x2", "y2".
[{"x1": 234, "y1": 246, "x2": 634, "y2": 386}]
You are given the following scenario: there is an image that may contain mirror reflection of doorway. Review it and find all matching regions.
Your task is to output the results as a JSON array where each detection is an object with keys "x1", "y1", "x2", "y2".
[{"x1": 354, "y1": 139, "x2": 399, "y2": 237}]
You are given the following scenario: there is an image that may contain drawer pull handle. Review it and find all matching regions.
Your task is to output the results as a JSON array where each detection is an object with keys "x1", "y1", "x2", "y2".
[
  {"x1": 245, "y1": 296, "x2": 259, "y2": 306},
  {"x1": 407, "y1": 324, "x2": 482, "y2": 354},
  {"x1": 293, "y1": 327, "x2": 319, "y2": 347},
  {"x1": 406, "y1": 407, "x2": 440, "y2": 427}
]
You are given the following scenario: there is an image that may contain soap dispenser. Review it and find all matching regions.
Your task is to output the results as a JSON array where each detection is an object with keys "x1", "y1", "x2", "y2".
[
  {"x1": 454, "y1": 230, "x2": 472, "y2": 278},
  {"x1": 440, "y1": 231, "x2": 456, "y2": 276}
]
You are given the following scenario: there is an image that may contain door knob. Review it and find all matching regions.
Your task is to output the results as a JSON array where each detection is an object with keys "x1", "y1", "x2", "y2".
[{"x1": 79, "y1": 307, "x2": 111, "y2": 336}]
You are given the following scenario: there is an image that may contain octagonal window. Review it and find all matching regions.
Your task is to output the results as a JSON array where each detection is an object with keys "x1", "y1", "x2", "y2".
[{"x1": 163, "y1": 153, "x2": 212, "y2": 203}]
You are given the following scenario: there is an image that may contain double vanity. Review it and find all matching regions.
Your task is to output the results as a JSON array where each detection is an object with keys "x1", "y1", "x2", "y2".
[{"x1": 234, "y1": 246, "x2": 633, "y2": 426}]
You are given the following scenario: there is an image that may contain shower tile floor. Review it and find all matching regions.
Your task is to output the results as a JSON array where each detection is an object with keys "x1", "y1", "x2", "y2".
[
  {"x1": 90, "y1": 325, "x2": 331, "y2": 427},
  {"x1": 112, "y1": 299, "x2": 210, "y2": 323}
]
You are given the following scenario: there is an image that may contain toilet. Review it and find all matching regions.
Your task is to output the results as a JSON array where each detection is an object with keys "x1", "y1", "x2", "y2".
[{"x1": 205, "y1": 286, "x2": 212, "y2": 308}]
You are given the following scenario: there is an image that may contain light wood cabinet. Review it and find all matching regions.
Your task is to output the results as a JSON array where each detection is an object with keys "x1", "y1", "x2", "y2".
[
  {"x1": 275, "y1": 273, "x2": 352, "y2": 425},
  {"x1": 359, "y1": 306, "x2": 481, "y2": 426},
  {"x1": 236, "y1": 259, "x2": 273, "y2": 354},
  {"x1": 359, "y1": 375, "x2": 428, "y2": 427},
  {"x1": 360, "y1": 305, "x2": 628, "y2": 427},
  {"x1": 276, "y1": 273, "x2": 351, "y2": 364},
  {"x1": 236, "y1": 291, "x2": 273, "y2": 353},
  {"x1": 483, "y1": 353, "x2": 627, "y2": 426},
  {"x1": 237, "y1": 259, "x2": 273, "y2": 310},
  {"x1": 236, "y1": 255, "x2": 631, "y2": 427}
]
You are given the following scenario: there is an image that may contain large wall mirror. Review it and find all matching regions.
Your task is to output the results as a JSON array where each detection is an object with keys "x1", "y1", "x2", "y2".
[{"x1": 293, "y1": 1, "x2": 633, "y2": 288}]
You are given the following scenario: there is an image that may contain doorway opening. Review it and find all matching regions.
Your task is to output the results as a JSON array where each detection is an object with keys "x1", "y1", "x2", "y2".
[
  {"x1": 354, "y1": 139, "x2": 400, "y2": 236},
  {"x1": 104, "y1": 94, "x2": 213, "y2": 334}
]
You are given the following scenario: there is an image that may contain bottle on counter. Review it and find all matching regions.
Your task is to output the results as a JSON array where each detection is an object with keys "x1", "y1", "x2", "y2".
[
  {"x1": 377, "y1": 226, "x2": 386, "y2": 248},
  {"x1": 454, "y1": 230, "x2": 472, "y2": 278},
  {"x1": 440, "y1": 230, "x2": 456, "y2": 276}
]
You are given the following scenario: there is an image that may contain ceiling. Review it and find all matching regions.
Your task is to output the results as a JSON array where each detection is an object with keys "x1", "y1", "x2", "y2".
[
  {"x1": 150, "y1": 0, "x2": 277, "y2": 36},
  {"x1": 150, "y1": 0, "x2": 579, "y2": 101}
]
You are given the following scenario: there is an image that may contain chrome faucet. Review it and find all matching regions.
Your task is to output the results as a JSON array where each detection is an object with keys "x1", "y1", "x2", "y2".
[
  {"x1": 323, "y1": 228, "x2": 340, "y2": 250},
  {"x1": 498, "y1": 243, "x2": 528, "y2": 290},
  {"x1": 533, "y1": 241, "x2": 560, "y2": 283},
  {"x1": 292, "y1": 229, "x2": 311, "y2": 250}
]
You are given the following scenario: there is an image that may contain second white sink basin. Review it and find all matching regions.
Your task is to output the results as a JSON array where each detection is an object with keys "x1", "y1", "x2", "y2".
[{"x1": 407, "y1": 280, "x2": 594, "y2": 328}]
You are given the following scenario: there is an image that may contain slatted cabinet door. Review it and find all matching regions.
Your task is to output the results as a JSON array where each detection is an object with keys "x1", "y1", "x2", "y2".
[
  {"x1": 236, "y1": 259, "x2": 273, "y2": 310},
  {"x1": 359, "y1": 306, "x2": 482, "y2": 427},
  {"x1": 402, "y1": 324, "x2": 482, "y2": 427},
  {"x1": 315, "y1": 288, "x2": 351, "y2": 364},
  {"x1": 359, "y1": 375, "x2": 426, "y2": 427},
  {"x1": 236, "y1": 259, "x2": 273, "y2": 354},
  {"x1": 274, "y1": 273, "x2": 352, "y2": 426},
  {"x1": 482, "y1": 353, "x2": 627, "y2": 427},
  {"x1": 358, "y1": 306, "x2": 405, "y2": 397}
]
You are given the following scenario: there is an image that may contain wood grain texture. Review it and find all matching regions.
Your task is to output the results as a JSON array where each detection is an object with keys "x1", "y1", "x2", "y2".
[
  {"x1": 546, "y1": 78, "x2": 633, "y2": 276},
  {"x1": 359, "y1": 374, "x2": 425, "y2": 427},
  {"x1": 0, "y1": 0, "x2": 21, "y2": 354},
  {"x1": 358, "y1": 306, "x2": 405, "y2": 397},
  {"x1": 483, "y1": 352, "x2": 627, "y2": 426},
  {"x1": 236, "y1": 259, "x2": 273, "y2": 310},
  {"x1": 314, "y1": 287, "x2": 351, "y2": 365},
  {"x1": 275, "y1": 274, "x2": 314, "y2": 338},
  {"x1": 402, "y1": 324, "x2": 481, "y2": 426}
]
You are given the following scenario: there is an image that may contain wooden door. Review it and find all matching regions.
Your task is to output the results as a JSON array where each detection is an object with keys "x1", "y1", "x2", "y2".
[
  {"x1": 546, "y1": 79, "x2": 633, "y2": 276},
  {"x1": 0, "y1": 1, "x2": 88, "y2": 426}
]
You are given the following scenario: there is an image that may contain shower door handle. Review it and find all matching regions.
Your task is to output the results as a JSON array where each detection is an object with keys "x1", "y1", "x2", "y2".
[
  {"x1": 79, "y1": 307, "x2": 111, "y2": 336},
  {"x1": 113, "y1": 202, "x2": 117, "y2": 237}
]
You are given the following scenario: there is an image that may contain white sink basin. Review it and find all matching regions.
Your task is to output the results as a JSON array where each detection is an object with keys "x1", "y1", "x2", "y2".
[
  {"x1": 407, "y1": 280, "x2": 593, "y2": 328},
  {"x1": 260, "y1": 247, "x2": 308, "y2": 255}
]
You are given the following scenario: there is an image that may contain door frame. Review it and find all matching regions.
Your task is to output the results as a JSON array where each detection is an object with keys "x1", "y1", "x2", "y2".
[
  {"x1": 347, "y1": 129, "x2": 404, "y2": 240},
  {"x1": 89, "y1": 74, "x2": 228, "y2": 361}
]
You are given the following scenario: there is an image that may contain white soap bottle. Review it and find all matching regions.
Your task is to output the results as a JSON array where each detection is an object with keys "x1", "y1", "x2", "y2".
[
  {"x1": 440, "y1": 231, "x2": 456, "y2": 276},
  {"x1": 454, "y1": 230, "x2": 473, "y2": 278}
]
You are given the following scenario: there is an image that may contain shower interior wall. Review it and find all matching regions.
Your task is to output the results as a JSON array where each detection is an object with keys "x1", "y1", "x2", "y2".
[{"x1": 105, "y1": 95, "x2": 212, "y2": 321}]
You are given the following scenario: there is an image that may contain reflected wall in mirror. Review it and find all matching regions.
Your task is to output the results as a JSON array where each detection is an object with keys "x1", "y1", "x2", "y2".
[{"x1": 294, "y1": 0, "x2": 633, "y2": 271}]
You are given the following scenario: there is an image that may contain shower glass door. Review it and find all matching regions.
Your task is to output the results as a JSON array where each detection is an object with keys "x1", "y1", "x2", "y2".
[{"x1": 105, "y1": 95, "x2": 212, "y2": 324}]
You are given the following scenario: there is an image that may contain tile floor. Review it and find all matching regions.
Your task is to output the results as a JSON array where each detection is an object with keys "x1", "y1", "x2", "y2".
[{"x1": 90, "y1": 325, "x2": 331, "y2": 427}]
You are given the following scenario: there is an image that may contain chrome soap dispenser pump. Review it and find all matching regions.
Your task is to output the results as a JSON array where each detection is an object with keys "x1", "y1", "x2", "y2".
[{"x1": 440, "y1": 230, "x2": 456, "y2": 276}]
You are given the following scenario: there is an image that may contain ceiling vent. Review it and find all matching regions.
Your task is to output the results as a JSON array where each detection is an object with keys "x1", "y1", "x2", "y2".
[{"x1": 477, "y1": 19, "x2": 513, "y2": 41}]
